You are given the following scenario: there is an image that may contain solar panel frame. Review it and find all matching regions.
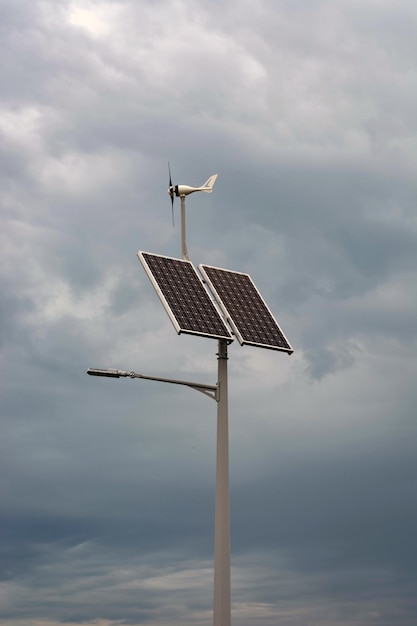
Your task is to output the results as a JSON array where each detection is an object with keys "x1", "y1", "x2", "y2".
[
  {"x1": 137, "y1": 252, "x2": 233, "y2": 342},
  {"x1": 199, "y1": 264, "x2": 294, "y2": 354}
]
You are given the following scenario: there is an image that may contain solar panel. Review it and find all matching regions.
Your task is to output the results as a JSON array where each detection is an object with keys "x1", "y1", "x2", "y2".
[
  {"x1": 138, "y1": 252, "x2": 233, "y2": 341},
  {"x1": 199, "y1": 264, "x2": 293, "y2": 353}
]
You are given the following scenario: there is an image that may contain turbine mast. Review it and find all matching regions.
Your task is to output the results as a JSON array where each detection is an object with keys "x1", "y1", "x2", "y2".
[{"x1": 180, "y1": 195, "x2": 189, "y2": 261}]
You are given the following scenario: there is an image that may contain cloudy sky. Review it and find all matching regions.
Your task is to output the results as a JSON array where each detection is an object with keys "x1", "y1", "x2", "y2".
[{"x1": 1, "y1": 1, "x2": 416, "y2": 625}]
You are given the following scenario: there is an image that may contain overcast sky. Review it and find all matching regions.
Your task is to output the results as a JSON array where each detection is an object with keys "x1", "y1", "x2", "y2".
[{"x1": 1, "y1": 1, "x2": 416, "y2": 625}]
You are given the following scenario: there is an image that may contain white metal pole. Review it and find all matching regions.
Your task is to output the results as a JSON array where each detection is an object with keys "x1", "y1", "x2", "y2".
[
  {"x1": 180, "y1": 195, "x2": 190, "y2": 261},
  {"x1": 213, "y1": 339, "x2": 231, "y2": 626}
]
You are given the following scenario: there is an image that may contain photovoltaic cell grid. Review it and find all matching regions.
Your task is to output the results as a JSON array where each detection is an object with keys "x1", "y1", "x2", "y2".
[
  {"x1": 138, "y1": 252, "x2": 232, "y2": 341},
  {"x1": 199, "y1": 265, "x2": 293, "y2": 353}
]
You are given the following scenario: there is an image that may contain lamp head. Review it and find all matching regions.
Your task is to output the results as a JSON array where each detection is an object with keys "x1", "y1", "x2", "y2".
[{"x1": 87, "y1": 368, "x2": 121, "y2": 378}]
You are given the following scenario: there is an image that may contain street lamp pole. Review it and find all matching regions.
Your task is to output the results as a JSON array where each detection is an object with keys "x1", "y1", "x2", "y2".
[
  {"x1": 213, "y1": 338, "x2": 231, "y2": 626},
  {"x1": 88, "y1": 173, "x2": 292, "y2": 626}
]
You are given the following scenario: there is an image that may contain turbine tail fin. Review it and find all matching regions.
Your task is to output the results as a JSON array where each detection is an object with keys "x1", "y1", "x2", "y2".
[{"x1": 199, "y1": 174, "x2": 218, "y2": 193}]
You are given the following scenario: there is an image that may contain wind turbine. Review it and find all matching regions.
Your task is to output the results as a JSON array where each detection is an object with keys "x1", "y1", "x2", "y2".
[{"x1": 168, "y1": 163, "x2": 218, "y2": 260}]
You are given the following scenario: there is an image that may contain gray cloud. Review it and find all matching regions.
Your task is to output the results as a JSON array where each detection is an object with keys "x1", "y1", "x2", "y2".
[{"x1": 1, "y1": 0, "x2": 416, "y2": 625}]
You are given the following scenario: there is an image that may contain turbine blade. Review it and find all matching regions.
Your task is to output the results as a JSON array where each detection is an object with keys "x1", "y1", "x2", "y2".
[{"x1": 168, "y1": 162, "x2": 174, "y2": 226}]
